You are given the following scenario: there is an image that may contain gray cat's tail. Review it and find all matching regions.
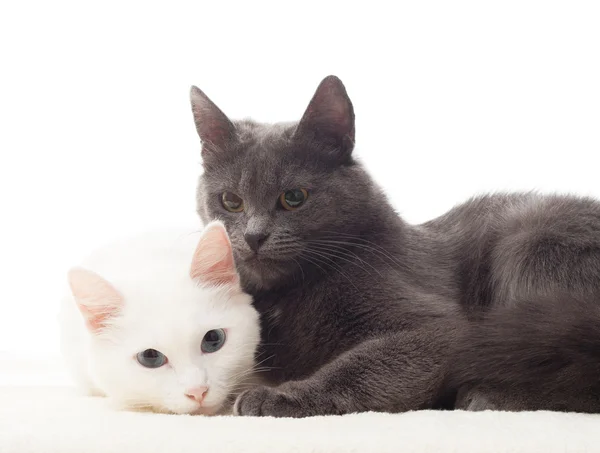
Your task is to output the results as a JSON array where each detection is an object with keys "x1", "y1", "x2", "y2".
[{"x1": 449, "y1": 294, "x2": 600, "y2": 412}]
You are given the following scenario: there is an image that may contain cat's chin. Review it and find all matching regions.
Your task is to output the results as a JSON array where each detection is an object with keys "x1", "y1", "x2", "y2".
[
  {"x1": 115, "y1": 399, "x2": 224, "y2": 416},
  {"x1": 237, "y1": 258, "x2": 293, "y2": 291},
  {"x1": 185, "y1": 405, "x2": 222, "y2": 416},
  {"x1": 161, "y1": 404, "x2": 223, "y2": 416}
]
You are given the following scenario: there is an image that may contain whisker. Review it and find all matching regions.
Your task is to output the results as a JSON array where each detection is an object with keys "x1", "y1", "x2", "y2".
[
  {"x1": 253, "y1": 354, "x2": 276, "y2": 368},
  {"x1": 318, "y1": 231, "x2": 406, "y2": 265},
  {"x1": 291, "y1": 256, "x2": 306, "y2": 284},
  {"x1": 297, "y1": 254, "x2": 328, "y2": 276},
  {"x1": 299, "y1": 250, "x2": 361, "y2": 293},
  {"x1": 305, "y1": 243, "x2": 379, "y2": 277},
  {"x1": 312, "y1": 237, "x2": 405, "y2": 274},
  {"x1": 316, "y1": 242, "x2": 386, "y2": 278}
]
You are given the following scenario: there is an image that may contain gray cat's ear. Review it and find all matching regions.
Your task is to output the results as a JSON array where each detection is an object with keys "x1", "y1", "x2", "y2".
[
  {"x1": 295, "y1": 75, "x2": 355, "y2": 160},
  {"x1": 190, "y1": 86, "x2": 236, "y2": 162}
]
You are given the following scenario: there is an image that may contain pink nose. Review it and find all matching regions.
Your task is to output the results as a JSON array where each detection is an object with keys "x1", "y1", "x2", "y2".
[{"x1": 185, "y1": 386, "x2": 208, "y2": 403}]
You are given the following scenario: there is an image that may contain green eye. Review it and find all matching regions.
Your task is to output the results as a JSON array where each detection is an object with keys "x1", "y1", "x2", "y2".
[
  {"x1": 221, "y1": 192, "x2": 244, "y2": 212},
  {"x1": 280, "y1": 189, "x2": 308, "y2": 211}
]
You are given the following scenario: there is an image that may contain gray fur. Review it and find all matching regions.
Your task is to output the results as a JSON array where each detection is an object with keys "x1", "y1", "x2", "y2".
[
  {"x1": 450, "y1": 294, "x2": 600, "y2": 412},
  {"x1": 191, "y1": 76, "x2": 600, "y2": 416}
]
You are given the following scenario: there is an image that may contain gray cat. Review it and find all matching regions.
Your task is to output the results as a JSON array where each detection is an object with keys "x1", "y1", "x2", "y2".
[{"x1": 190, "y1": 75, "x2": 600, "y2": 416}]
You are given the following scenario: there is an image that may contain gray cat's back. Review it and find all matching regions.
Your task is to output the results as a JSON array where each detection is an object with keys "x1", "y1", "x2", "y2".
[
  {"x1": 428, "y1": 191, "x2": 600, "y2": 237},
  {"x1": 422, "y1": 192, "x2": 600, "y2": 312}
]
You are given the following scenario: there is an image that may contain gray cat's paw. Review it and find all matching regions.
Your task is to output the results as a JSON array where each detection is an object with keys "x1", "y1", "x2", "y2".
[
  {"x1": 456, "y1": 389, "x2": 499, "y2": 411},
  {"x1": 234, "y1": 384, "x2": 308, "y2": 417}
]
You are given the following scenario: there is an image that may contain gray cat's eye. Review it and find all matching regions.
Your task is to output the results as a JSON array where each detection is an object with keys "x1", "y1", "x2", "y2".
[
  {"x1": 222, "y1": 192, "x2": 244, "y2": 212},
  {"x1": 280, "y1": 189, "x2": 308, "y2": 210},
  {"x1": 136, "y1": 349, "x2": 168, "y2": 368},
  {"x1": 201, "y1": 328, "x2": 226, "y2": 353}
]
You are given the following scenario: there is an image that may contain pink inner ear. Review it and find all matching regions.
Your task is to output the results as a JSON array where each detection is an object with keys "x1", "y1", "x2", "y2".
[
  {"x1": 68, "y1": 268, "x2": 123, "y2": 333},
  {"x1": 190, "y1": 86, "x2": 235, "y2": 154},
  {"x1": 298, "y1": 76, "x2": 355, "y2": 141},
  {"x1": 190, "y1": 222, "x2": 239, "y2": 287}
]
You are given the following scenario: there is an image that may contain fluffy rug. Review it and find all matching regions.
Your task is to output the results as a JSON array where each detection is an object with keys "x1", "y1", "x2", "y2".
[
  {"x1": 2, "y1": 386, "x2": 600, "y2": 453},
  {"x1": 1, "y1": 355, "x2": 599, "y2": 453}
]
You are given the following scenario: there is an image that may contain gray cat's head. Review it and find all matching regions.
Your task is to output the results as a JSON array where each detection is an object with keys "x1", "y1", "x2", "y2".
[{"x1": 192, "y1": 76, "x2": 382, "y2": 291}]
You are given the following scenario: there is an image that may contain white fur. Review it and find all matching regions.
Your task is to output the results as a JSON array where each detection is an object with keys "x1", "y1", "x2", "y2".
[{"x1": 58, "y1": 228, "x2": 260, "y2": 415}]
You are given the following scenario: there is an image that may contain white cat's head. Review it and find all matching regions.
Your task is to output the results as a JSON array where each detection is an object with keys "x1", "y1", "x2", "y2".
[{"x1": 68, "y1": 221, "x2": 260, "y2": 415}]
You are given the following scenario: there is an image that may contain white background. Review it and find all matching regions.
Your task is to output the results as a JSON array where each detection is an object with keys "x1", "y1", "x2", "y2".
[{"x1": 1, "y1": 1, "x2": 599, "y2": 357}]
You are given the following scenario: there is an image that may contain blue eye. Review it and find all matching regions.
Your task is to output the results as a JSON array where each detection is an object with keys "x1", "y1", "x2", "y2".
[
  {"x1": 136, "y1": 349, "x2": 168, "y2": 368},
  {"x1": 201, "y1": 329, "x2": 226, "y2": 353}
]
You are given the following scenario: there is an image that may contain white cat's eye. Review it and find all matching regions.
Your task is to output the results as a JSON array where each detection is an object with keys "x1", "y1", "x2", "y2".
[
  {"x1": 201, "y1": 329, "x2": 226, "y2": 353},
  {"x1": 136, "y1": 349, "x2": 168, "y2": 368}
]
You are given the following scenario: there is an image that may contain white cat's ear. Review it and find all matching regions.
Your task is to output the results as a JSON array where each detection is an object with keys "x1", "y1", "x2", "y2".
[
  {"x1": 295, "y1": 75, "x2": 355, "y2": 162},
  {"x1": 190, "y1": 221, "x2": 239, "y2": 288},
  {"x1": 190, "y1": 86, "x2": 236, "y2": 166},
  {"x1": 68, "y1": 267, "x2": 123, "y2": 334}
]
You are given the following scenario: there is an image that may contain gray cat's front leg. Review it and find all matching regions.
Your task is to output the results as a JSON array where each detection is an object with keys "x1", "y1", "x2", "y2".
[{"x1": 235, "y1": 326, "x2": 454, "y2": 417}]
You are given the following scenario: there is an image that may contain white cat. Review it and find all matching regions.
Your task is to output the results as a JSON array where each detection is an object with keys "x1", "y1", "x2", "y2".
[{"x1": 58, "y1": 221, "x2": 260, "y2": 415}]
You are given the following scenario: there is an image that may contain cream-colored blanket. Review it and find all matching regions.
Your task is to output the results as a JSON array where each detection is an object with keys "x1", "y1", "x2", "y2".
[
  {"x1": 2, "y1": 385, "x2": 600, "y2": 453},
  {"x1": 1, "y1": 356, "x2": 599, "y2": 453}
]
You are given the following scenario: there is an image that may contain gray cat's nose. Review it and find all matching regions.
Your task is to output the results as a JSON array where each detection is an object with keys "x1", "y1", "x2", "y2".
[{"x1": 244, "y1": 231, "x2": 269, "y2": 252}]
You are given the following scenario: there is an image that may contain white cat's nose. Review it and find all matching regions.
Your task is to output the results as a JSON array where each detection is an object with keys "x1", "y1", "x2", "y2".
[{"x1": 185, "y1": 386, "x2": 208, "y2": 403}]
